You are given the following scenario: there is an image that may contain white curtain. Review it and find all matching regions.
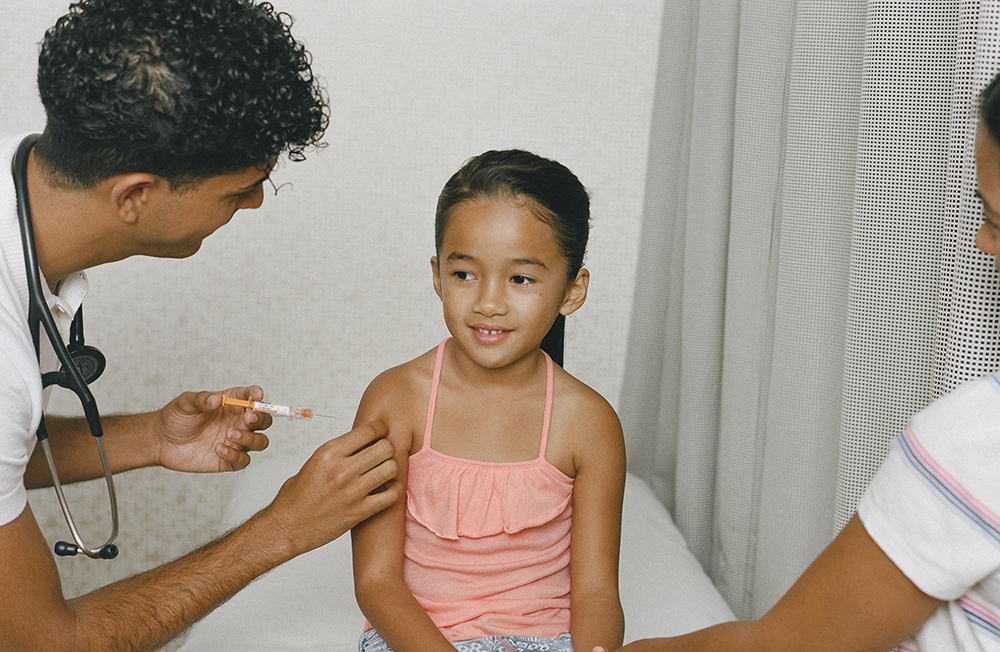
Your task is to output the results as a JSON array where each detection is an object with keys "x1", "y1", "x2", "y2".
[{"x1": 620, "y1": 0, "x2": 1000, "y2": 620}]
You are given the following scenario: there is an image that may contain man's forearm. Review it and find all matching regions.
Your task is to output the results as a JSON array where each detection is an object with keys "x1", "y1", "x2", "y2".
[
  {"x1": 63, "y1": 505, "x2": 293, "y2": 652},
  {"x1": 24, "y1": 413, "x2": 158, "y2": 489}
]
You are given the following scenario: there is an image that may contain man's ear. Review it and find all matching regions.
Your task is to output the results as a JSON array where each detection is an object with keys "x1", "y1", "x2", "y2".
[
  {"x1": 109, "y1": 173, "x2": 159, "y2": 224},
  {"x1": 431, "y1": 256, "x2": 443, "y2": 299},
  {"x1": 560, "y1": 268, "x2": 589, "y2": 316}
]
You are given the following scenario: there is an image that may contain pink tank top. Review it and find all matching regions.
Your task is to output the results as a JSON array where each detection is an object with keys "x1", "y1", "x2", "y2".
[{"x1": 402, "y1": 339, "x2": 574, "y2": 642}]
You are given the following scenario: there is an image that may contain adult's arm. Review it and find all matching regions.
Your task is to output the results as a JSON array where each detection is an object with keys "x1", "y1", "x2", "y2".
[
  {"x1": 601, "y1": 514, "x2": 941, "y2": 652},
  {"x1": 3, "y1": 421, "x2": 399, "y2": 652},
  {"x1": 23, "y1": 386, "x2": 272, "y2": 489}
]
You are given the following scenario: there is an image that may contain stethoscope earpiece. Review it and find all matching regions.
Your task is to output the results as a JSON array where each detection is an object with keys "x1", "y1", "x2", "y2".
[{"x1": 54, "y1": 541, "x2": 118, "y2": 559}]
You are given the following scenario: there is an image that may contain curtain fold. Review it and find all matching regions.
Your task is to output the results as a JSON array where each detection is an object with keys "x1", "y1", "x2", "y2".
[{"x1": 622, "y1": 0, "x2": 1000, "y2": 620}]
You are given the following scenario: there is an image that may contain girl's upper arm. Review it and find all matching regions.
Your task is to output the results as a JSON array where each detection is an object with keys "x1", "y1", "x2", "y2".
[
  {"x1": 569, "y1": 395, "x2": 627, "y2": 650},
  {"x1": 350, "y1": 371, "x2": 413, "y2": 593},
  {"x1": 570, "y1": 395, "x2": 627, "y2": 575}
]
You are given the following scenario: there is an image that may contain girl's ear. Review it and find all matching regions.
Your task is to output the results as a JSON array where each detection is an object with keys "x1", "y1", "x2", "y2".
[
  {"x1": 559, "y1": 268, "x2": 589, "y2": 316},
  {"x1": 431, "y1": 256, "x2": 443, "y2": 299}
]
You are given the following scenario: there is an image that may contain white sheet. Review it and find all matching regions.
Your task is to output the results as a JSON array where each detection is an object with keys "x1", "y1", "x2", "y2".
[{"x1": 177, "y1": 456, "x2": 734, "y2": 651}]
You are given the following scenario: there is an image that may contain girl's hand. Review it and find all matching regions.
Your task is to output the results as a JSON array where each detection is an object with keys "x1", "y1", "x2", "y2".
[{"x1": 155, "y1": 386, "x2": 272, "y2": 472}]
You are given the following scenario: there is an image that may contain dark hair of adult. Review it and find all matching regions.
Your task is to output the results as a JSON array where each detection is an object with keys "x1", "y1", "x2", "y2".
[
  {"x1": 434, "y1": 149, "x2": 591, "y2": 366},
  {"x1": 33, "y1": 0, "x2": 329, "y2": 189},
  {"x1": 981, "y1": 72, "x2": 1000, "y2": 146}
]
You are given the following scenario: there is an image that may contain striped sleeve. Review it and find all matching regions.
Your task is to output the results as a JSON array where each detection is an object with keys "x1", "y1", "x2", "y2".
[{"x1": 858, "y1": 375, "x2": 1000, "y2": 602}]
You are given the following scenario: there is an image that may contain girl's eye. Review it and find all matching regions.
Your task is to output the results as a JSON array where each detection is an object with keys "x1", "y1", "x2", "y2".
[
  {"x1": 511, "y1": 275, "x2": 533, "y2": 285},
  {"x1": 454, "y1": 271, "x2": 475, "y2": 281}
]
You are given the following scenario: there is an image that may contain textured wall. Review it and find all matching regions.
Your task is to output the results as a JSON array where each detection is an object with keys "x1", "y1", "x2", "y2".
[{"x1": 2, "y1": 1, "x2": 661, "y2": 646}]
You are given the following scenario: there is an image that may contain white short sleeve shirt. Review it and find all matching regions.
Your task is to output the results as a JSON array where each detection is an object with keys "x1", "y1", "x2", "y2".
[
  {"x1": 859, "y1": 373, "x2": 1000, "y2": 651},
  {"x1": 0, "y1": 131, "x2": 87, "y2": 526}
]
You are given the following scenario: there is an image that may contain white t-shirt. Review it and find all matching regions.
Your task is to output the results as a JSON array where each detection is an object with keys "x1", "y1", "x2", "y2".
[
  {"x1": 859, "y1": 373, "x2": 1000, "y2": 651},
  {"x1": 0, "y1": 131, "x2": 87, "y2": 527}
]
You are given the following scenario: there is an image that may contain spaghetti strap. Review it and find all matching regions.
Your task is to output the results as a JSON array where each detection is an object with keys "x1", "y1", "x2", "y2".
[
  {"x1": 539, "y1": 349, "x2": 554, "y2": 458},
  {"x1": 421, "y1": 339, "x2": 449, "y2": 452}
]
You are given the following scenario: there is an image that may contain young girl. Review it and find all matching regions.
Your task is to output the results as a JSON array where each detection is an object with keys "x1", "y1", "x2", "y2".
[{"x1": 351, "y1": 150, "x2": 627, "y2": 652}]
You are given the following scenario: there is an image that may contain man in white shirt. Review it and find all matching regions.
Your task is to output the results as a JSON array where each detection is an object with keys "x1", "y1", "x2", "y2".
[{"x1": 1, "y1": 2, "x2": 399, "y2": 650}]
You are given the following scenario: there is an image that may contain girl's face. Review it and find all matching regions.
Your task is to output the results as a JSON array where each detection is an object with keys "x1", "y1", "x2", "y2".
[{"x1": 432, "y1": 197, "x2": 588, "y2": 370}]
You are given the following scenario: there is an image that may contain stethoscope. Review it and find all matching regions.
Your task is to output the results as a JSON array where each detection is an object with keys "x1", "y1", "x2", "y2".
[{"x1": 12, "y1": 134, "x2": 119, "y2": 560}]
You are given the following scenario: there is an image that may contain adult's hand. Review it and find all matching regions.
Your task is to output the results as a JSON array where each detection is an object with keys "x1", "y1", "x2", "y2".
[
  {"x1": 261, "y1": 421, "x2": 400, "y2": 558},
  {"x1": 156, "y1": 386, "x2": 273, "y2": 473}
]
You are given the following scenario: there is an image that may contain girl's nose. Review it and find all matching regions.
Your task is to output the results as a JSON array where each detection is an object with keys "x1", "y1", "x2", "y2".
[{"x1": 475, "y1": 279, "x2": 507, "y2": 316}]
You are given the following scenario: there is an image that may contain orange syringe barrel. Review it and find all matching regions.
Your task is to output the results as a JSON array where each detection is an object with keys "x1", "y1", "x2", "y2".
[{"x1": 220, "y1": 396, "x2": 313, "y2": 420}]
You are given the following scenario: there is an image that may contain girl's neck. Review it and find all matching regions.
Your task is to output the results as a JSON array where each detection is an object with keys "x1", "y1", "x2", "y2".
[{"x1": 443, "y1": 341, "x2": 547, "y2": 391}]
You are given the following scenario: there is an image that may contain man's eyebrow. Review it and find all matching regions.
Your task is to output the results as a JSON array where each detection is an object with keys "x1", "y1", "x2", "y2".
[{"x1": 236, "y1": 174, "x2": 270, "y2": 193}]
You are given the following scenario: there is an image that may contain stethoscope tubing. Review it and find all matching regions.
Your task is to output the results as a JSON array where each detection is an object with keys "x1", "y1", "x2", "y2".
[{"x1": 13, "y1": 134, "x2": 119, "y2": 560}]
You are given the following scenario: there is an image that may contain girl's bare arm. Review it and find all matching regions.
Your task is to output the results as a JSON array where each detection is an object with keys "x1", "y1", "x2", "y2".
[
  {"x1": 569, "y1": 391, "x2": 627, "y2": 652},
  {"x1": 350, "y1": 372, "x2": 455, "y2": 652}
]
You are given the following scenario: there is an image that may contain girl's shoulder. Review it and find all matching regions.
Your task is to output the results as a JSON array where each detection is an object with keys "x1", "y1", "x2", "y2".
[
  {"x1": 550, "y1": 364, "x2": 621, "y2": 429},
  {"x1": 361, "y1": 347, "x2": 437, "y2": 404},
  {"x1": 355, "y1": 347, "x2": 438, "y2": 433},
  {"x1": 547, "y1": 365, "x2": 624, "y2": 476}
]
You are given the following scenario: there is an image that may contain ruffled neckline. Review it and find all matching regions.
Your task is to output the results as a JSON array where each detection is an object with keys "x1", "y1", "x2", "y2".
[{"x1": 407, "y1": 449, "x2": 572, "y2": 539}]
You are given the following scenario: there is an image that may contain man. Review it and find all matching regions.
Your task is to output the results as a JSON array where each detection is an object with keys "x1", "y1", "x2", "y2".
[{"x1": 1, "y1": 1, "x2": 399, "y2": 650}]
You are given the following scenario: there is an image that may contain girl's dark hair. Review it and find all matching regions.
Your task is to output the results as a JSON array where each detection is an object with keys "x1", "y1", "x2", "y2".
[
  {"x1": 435, "y1": 149, "x2": 590, "y2": 366},
  {"x1": 33, "y1": 0, "x2": 328, "y2": 189}
]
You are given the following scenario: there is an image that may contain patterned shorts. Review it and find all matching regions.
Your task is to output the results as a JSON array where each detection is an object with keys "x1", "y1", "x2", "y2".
[{"x1": 359, "y1": 629, "x2": 573, "y2": 652}]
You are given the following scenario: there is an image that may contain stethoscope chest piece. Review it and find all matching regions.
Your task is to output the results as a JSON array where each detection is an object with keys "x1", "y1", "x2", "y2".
[
  {"x1": 68, "y1": 308, "x2": 106, "y2": 384},
  {"x1": 69, "y1": 346, "x2": 107, "y2": 385}
]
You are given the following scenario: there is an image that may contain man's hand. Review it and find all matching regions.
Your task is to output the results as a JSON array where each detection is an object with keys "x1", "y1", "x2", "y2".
[
  {"x1": 260, "y1": 421, "x2": 400, "y2": 558},
  {"x1": 155, "y1": 386, "x2": 273, "y2": 473}
]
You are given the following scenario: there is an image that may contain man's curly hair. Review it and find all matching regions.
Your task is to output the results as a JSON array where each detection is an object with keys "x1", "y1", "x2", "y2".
[{"x1": 33, "y1": 0, "x2": 329, "y2": 188}]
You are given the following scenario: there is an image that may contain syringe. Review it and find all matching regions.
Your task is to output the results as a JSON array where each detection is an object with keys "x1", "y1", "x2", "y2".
[{"x1": 221, "y1": 397, "x2": 334, "y2": 420}]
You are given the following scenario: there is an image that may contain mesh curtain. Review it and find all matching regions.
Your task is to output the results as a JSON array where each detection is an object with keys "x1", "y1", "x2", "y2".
[{"x1": 619, "y1": 0, "x2": 1000, "y2": 620}]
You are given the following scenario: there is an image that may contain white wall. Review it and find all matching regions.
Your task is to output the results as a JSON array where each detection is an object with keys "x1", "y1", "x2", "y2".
[{"x1": 2, "y1": 0, "x2": 661, "y2": 626}]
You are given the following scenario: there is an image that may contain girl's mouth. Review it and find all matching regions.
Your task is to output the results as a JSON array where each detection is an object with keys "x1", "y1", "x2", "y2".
[{"x1": 472, "y1": 326, "x2": 510, "y2": 343}]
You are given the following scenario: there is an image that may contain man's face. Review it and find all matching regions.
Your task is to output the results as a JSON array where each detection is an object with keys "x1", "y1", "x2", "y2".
[{"x1": 136, "y1": 165, "x2": 270, "y2": 259}]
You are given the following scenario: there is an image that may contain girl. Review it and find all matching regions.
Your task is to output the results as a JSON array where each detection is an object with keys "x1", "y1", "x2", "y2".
[{"x1": 351, "y1": 150, "x2": 627, "y2": 652}]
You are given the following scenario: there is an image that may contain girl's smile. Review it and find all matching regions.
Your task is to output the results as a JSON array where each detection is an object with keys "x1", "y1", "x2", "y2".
[{"x1": 472, "y1": 326, "x2": 510, "y2": 345}]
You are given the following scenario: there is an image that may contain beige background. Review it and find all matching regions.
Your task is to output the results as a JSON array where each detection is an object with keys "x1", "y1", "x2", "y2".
[{"x1": 1, "y1": 0, "x2": 661, "y2": 643}]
